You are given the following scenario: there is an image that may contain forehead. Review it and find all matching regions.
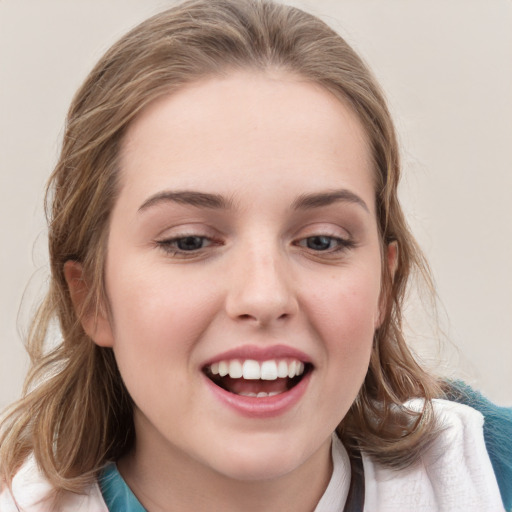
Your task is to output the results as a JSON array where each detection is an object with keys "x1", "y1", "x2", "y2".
[{"x1": 118, "y1": 70, "x2": 375, "y2": 212}]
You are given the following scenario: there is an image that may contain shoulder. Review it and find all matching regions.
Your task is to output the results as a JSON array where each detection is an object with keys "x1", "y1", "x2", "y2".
[
  {"x1": 444, "y1": 380, "x2": 512, "y2": 511},
  {"x1": 0, "y1": 455, "x2": 108, "y2": 512},
  {"x1": 362, "y1": 399, "x2": 506, "y2": 511}
]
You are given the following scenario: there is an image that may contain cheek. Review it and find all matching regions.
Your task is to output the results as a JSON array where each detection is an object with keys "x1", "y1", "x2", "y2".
[
  {"x1": 105, "y1": 262, "x2": 220, "y2": 378},
  {"x1": 109, "y1": 260, "x2": 213, "y2": 331},
  {"x1": 296, "y1": 269, "x2": 380, "y2": 432},
  {"x1": 310, "y1": 267, "x2": 381, "y2": 323},
  {"x1": 304, "y1": 267, "x2": 381, "y2": 360}
]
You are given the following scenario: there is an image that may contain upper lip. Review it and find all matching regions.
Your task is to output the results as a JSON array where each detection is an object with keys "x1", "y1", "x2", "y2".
[{"x1": 201, "y1": 344, "x2": 312, "y2": 369}]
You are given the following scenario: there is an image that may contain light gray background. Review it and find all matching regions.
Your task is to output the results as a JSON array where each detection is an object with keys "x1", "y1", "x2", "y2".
[{"x1": 1, "y1": 0, "x2": 511, "y2": 408}]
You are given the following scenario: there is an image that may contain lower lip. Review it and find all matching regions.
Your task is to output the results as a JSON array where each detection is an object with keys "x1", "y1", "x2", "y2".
[{"x1": 203, "y1": 371, "x2": 312, "y2": 418}]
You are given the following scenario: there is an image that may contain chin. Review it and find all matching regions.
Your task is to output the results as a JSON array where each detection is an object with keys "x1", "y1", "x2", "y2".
[
  {"x1": 202, "y1": 431, "x2": 324, "y2": 482},
  {"x1": 212, "y1": 454, "x2": 301, "y2": 482}
]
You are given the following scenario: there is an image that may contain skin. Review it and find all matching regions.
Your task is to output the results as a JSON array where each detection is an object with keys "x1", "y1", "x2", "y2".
[{"x1": 66, "y1": 70, "x2": 395, "y2": 511}]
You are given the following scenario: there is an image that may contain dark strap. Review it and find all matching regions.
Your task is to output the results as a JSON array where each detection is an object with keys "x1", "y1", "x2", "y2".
[{"x1": 343, "y1": 450, "x2": 365, "y2": 512}]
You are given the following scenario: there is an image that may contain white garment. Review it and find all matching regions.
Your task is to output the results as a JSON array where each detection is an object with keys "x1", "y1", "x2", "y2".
[
  {"x1": 0, "y1": 457, "x2": 107, "y2": 512},
  {"x1": 0, "y1": 400, "x2": 505, "y2": 511},
  {"x1": 317, "y1": 399, "x2": 505, "y2": 512}
]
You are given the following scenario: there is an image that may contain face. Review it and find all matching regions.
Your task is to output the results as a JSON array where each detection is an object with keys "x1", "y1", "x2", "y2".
[{"x1": 85, "y1": 71, "x2": 386, "y2": 482}]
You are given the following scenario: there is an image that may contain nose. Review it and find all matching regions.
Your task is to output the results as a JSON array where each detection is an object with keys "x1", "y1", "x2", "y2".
[{"x1": 225, "y1": 241, "x2": 298, "y2": 327}]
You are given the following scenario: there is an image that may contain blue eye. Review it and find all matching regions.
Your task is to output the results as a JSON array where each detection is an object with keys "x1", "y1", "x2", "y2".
[
  {"x1": 296, "y1": 235, "x2": 354, "y2": 253},
  {"x1": 157, "y1": 235, "x2": 213, "y2": 256},
  {"x1": 174, "y1": 236, "x2": 207, "y2": 251},
  {"x1": 304, "y1": 236, "x2": 335, "y2": 251}
]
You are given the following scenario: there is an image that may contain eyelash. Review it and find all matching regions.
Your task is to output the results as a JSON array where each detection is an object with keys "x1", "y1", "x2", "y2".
[
  {"x1": 293, "y1": 235, "x2": 356, "y2": 254},
  {"x1": 156, "y1": 234, "x2": 355, "y2": 258},
  {"x1": 156, "y1": 235, "x2": 218, "y2": 257}
]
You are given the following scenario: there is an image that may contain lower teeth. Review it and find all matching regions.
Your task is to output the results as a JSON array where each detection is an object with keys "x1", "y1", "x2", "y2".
[
  {"x1": 239, "y1": 391, "x2": 281, "y2": 397},
  {"x1": 207, "y1": 367, "x2": 310, "y2": 397}
]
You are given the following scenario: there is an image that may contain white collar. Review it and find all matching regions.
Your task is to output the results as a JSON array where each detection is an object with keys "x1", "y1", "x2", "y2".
[{"x1": 314, "y1": 433, "x2": 351, "y2": 512}]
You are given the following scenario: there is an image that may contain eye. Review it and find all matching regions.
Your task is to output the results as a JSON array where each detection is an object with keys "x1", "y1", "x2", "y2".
[
  {"x1": 295, "y1": 235, "x2": 355, "y2": 253},
  {"x1": 174, "y1": 236, "x2": 208, "y2": 251},
  {"x1": 156, "y1": 235, "x2": 215, "y2": 256},
  {"x1": 303, "y1": 235, "x2": 335, "y2": 251}
]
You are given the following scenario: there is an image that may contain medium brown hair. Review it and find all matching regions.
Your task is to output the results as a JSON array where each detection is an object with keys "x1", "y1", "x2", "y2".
[{"x1": 1, "y1": 0, "x2": 441, "y2": 494}]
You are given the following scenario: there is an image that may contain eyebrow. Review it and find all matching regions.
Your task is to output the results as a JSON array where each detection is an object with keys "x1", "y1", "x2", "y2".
[
  {"x1": 292, "y1": 189, "x2": 370, "y2": 213},
  {"x1": 138, "y1": 188, "x2": 369, "y2": 214},
  {"x1": 138, "y1": 190, "x2": 232, "y2": 212}
]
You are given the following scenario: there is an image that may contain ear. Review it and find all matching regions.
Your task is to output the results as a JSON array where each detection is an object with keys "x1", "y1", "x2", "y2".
[
  {"x1": 63, "y1": 260, "x2": 114, "y2": 347},
  {"x1": 386, "y1": 241, "x2": 399, "y2": 280},
  {"x1": 375, "y1": 241, "x2": 399, "y2": 328}
]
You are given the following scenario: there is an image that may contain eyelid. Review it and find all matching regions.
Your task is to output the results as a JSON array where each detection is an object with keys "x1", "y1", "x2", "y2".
[
  {"x1": 294, "y1": 234, "x2": 356, "y2": 253},
  {"x1": 290, "y1": 221, "x2": 357, "y2": 257},
  {"x1": 155, "y1": 235, "x2": 221, "y2": 259},
  {"x1": 291, "y1": 221, "x2": 353, "y2": 240},
  {"x1": 153, "y1": 222, "x2": 224, "y2": 258},
  {"x1": 153, "y1": 221, "x2": 218, "y2": 239}
]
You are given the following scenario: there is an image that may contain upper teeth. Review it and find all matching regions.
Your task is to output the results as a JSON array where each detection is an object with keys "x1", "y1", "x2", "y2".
[{"x1": 209, "y1": 359, "x2": 305, "y2": 380}]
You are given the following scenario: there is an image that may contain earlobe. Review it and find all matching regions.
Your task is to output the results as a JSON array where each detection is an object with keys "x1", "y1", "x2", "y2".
[
  {"x1": 375, "y1": 241, "x2": 399, "y2": 328},
  {"x1": 63, "y1": 260, "x2": 114, "y2": 347},
  {"x1": 387, "y1": 241, "x2": 398, "y2": 280}
]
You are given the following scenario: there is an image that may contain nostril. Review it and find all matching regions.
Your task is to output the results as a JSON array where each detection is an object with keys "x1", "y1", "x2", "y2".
[{"x1": 236, "y1": 312, "x2": 291, "y2": 323}]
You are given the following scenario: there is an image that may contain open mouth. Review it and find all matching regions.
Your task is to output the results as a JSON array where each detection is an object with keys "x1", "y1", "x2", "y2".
[{"x1": 203, "y1": 358, "x2": 312, "y2": 397}]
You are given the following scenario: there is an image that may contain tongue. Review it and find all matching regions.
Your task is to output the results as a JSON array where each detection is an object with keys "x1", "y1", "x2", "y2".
[{"x1": 221, "y1": 377, "x2": 289, "y2": 395}]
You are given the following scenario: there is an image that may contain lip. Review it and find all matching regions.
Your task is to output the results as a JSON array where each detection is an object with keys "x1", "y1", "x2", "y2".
[
  {"x1": 201, "y1": 344, "x2": 312, "y2": 367},
  {"x1": 201, "y1": 344, "x2": 313, "y2": 418},
  {"x1": 203, "y1": 372, "x2": 312, "y2": 418},
  {"x1": 202, "y1": 366, "x2": 312, "y2": 419}
]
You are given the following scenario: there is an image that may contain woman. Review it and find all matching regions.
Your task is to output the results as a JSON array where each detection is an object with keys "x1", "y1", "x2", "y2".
[{"x1": 0, "y1": 1, "x2": 509, "y2": 510}]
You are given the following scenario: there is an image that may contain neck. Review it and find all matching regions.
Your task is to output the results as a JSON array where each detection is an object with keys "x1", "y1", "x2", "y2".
[{"x1": 117, "y1": 421, "x2": 335, "y2": 512}]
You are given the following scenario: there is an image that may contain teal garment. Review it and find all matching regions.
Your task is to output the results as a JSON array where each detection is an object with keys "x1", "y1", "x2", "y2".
[
  {"x1": 99, "y1": 463, "x2": 146, "y2": 512},
  {"x1": 446, "y1": 380, "x2": 512, "y2": 512}
]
